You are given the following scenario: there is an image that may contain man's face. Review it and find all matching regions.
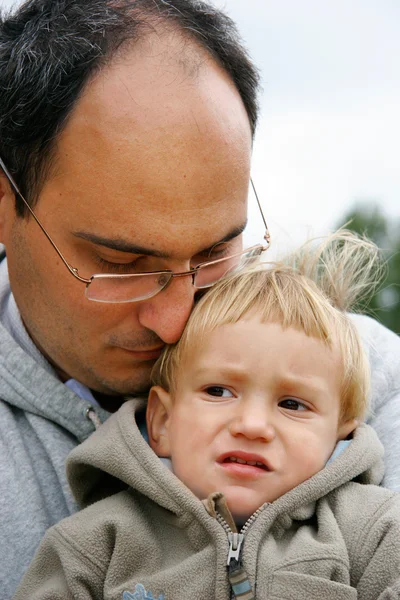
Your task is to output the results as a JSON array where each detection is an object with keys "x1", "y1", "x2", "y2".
[
  {"x1": 0, "y1": 32, "x2": 252, "y2": 396},
  {"x1": 149, "y1": 319, "x2": 356, "y2": 522}
]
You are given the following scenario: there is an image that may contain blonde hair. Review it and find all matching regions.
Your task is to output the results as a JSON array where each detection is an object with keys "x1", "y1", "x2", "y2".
[{"x1": 151, "y1": 230, "x2": 384, "y2": 423}]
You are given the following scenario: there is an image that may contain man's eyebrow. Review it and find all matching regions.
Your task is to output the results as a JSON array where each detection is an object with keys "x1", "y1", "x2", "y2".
[
  {"x1": 199, "y1": 222, "x2": 247, "y2": 254},
  {"x1": 73, "y1": 231, "x2": 169, "y2": 258},
  {"x1": 72, "y1": 222, "x2": 247, "y2": 257}
]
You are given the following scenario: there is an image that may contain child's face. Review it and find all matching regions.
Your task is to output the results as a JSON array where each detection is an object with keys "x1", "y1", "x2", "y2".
[{"x1": 148, "y1": 318, "x2": 356, "y2": 522}]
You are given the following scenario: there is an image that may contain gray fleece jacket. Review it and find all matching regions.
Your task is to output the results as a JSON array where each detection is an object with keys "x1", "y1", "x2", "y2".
[
  {"x1": 1, "y1": 251, "x2": 400, "y2": 597},
  {"x1": 14, "y1": 398, "x2": 400, "y2": 600},
  {"x1": 0, "y1": 260, "x2": 110, "y2": 598}
]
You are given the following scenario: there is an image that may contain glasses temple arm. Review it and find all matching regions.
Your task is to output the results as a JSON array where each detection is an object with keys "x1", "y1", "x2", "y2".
[
  {"x1": 0, "y1": 156, "x2": 91, "y2": 284},
  {"x1": 250, "y1": 177, "x2": 271, "y2": 246}
]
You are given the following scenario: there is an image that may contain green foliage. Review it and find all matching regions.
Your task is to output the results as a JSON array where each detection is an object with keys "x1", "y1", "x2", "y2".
[{"x1": 337, "y1": 202, "x2": 400, "y2": 334}]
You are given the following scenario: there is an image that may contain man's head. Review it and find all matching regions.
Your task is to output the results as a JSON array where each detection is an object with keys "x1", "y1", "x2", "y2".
[
  {"x1": 0, "y1": 0, "x2": 260, "y2": 397},
  {"x1": 148, "y1": 233, "x2": 379, "y2": 519}
]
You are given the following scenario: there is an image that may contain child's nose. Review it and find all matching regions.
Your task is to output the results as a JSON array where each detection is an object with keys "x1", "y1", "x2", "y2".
[{"x1": 228, "y1": 400, "x2": 275, "y2": 442}]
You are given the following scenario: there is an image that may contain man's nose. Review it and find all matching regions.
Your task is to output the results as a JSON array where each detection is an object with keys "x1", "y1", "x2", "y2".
[
  {"x1": 137, "y1": 273, "x2": 196, "y2": 344},
  {"x1": 229, "y1": 399, "x2": 276, "y2": 443}
]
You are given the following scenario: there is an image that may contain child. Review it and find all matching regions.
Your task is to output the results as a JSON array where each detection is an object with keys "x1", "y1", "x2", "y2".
[{"x1": 14, "y1": 232, "x2": 400, "y2": 600}]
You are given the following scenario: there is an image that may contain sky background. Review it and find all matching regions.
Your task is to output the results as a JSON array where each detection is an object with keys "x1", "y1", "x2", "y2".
[
  {"x1": 1, "y1": 0, "x2": 399, "y2": 253},
  {"x1": 211, "y1": 0, "x2": 400, "y2": 253}
]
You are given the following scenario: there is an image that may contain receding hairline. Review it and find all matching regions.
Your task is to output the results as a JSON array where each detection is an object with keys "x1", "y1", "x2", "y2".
[
  {"x1": 41, "y1": 20, "x2": 251, "y2": 197},
  {"x1": 106, "y1": 19, "x2": 212, "y2": 78}
]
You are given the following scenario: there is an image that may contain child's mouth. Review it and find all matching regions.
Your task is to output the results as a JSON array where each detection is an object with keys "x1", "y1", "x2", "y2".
[
  {"x1": 217, "y1": 452, "x2": 272, "y2": 478},
  {"x1": 222, "y1": 456, "x2": 270, "y2": 471}
]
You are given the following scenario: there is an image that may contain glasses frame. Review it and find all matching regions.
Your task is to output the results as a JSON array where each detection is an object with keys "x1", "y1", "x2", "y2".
[
  {"x1": 85, "y1": 245, "x2": 266, "y2": 303},
  {"x1": 0, "y1": 156, "x2": 271, "y2": 302}
]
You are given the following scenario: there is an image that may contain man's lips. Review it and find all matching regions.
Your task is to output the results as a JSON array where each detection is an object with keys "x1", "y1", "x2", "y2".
[
  {"x1": 216, "y1": 451, "x2": 273, "y2": 478},
  {"x1": 116, "y1": 345, "x2": 164, "y2": 360}
]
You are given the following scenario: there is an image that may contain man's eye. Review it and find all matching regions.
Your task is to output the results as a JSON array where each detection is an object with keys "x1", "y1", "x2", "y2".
[
  {"x1": 191, "y1": 242, "x2": 234, "y2": 267},
  {"x1": 191, "y1": 251, "x2": 227, "y2": 268},
  {"x1": 279, "y1": 398, "x2": 308, "y2": 411},
  {"x1": 204, "y1": 386, "x2": 234, "y2": 398},
  {"x1": 95, "y1": 257, "x2": 142, "y2": 274}
]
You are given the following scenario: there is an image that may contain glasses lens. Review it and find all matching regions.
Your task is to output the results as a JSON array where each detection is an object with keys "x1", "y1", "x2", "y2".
[
  {"x1": 195, "y1": 246, "x2": 263, "y2": 289},
  {"x1": 85, "y1": 272, "x2": 172, "y2": 303}
]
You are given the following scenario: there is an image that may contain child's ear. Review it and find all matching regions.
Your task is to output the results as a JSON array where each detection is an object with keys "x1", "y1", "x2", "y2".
[
  {"x1": 337, "y1": 418, "x2": 358, "y2": 441},
  {"x1": 147, "y1": 386, "x2": 173, "y2": 457}
]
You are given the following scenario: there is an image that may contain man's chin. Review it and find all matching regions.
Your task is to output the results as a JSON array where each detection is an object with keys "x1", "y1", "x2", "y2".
[
  {"x1": 89, "y1": 377, "x2": 151, "y2": 412},
  {"x1": 86, "y1": 361, "x2": 154, "y2": 398},
  {"x1": 94, "y1": 376, "x2": 152, "y2": 398}
]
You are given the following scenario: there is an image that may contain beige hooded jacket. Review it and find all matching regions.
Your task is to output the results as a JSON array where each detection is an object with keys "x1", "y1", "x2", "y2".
[{"x1": 14, "y1": 398, "x2": 400, "y2": 600}]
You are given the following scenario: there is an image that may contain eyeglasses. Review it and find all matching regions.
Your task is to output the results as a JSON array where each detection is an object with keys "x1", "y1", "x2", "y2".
[{"x1": 0, "y1": 156, "x2": 270, "y2": 303}]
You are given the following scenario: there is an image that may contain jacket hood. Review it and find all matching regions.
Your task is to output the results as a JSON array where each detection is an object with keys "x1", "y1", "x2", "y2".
[
  {"x1": 0, "y1": 318, "x2": 110, "y2": 442},
  {"x1": 67, "y1": 398, "x2": 385, "y2": 520},
  {"x1": 68, "y1": 397, "x2": 207, "y2": 518},
  {"x1": 0, "y1": 255, "x2": 110, "y2": 441}
]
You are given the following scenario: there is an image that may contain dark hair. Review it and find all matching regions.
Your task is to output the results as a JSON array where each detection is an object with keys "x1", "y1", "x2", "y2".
[{"x1": 0, "y1": 0, "x2": 260, "y2": 216}]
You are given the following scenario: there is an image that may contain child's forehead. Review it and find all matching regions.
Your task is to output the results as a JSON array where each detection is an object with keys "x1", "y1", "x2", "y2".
[
  {"x1": 187, "y1": 273, "x2": 342, "y2": 350},
  {"x1": 184, "y1": 318, "x2": 340, "y2": 367},
  {"x1": 188, "y1": 315, "x2": 334, "y2": 347}
]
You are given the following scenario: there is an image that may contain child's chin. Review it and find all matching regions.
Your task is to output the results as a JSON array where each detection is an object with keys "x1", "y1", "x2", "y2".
[{"x1": 225, "y1": 492, "x2": 265, "y2": 525}]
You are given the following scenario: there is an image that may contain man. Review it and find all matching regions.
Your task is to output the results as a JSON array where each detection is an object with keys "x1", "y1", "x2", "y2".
[{"x1": 0, "y1": 0, "x2": 398, "y2": 596}]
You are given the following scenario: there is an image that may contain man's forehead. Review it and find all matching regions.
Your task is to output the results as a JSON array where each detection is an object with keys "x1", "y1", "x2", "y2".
[
  {"x1": 59, "y1": 30, "x2": 252, "y2": 161},
  {"x1": 37, "y1": 24, "x2": 252, "y2": 259}
]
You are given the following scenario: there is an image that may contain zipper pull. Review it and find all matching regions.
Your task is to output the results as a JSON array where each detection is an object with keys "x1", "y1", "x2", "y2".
[
  {"x1": 227, "y1": 533, "x2": 255, "y2": 599},
  {"x1": 227, "y1": 533, "x2": 244, "y2": 566}
]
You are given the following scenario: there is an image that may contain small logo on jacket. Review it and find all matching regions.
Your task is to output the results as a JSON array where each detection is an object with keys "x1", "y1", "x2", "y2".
[{"x1": 123, "y1": 583, "x2": 165, "y2": 600}]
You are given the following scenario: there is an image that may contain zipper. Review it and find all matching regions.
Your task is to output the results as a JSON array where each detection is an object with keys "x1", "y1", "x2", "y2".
[
  {"x1": 240, "y1": 505, "x2": 266, "y2": 536},
  {"x1": 227, "y1": 532, "x2": 244, "y2": 566},
  {"x1": 216, "y1": 503, "x2": 268, "y2": 599},
  {"x1": 216, "y1": 514, "x2": 254, "y2": 599}
]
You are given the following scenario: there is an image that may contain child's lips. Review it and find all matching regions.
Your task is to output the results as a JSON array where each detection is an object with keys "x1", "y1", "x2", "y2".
[{"x1": 216, "y1": 451, "x2": 273, "y2": 479}]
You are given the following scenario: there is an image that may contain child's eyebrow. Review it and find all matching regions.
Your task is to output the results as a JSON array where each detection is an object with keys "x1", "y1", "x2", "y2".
[
  {"x1": 193, "y1": 364, "x2": 249, "y2": 383},
  {"x1": 277, "y1": 375, "x2": 331, "y2": 396}
]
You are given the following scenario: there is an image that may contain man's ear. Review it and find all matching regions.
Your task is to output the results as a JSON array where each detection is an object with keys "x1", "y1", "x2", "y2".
[
  {"x1": 0, "y1": 172, "x2": 16, "y2": 244},
  {"x1": 337, "y1": 418, "x2": 358, "y2": 441},
  {"x1": 147, "y1": 386, "x2": 173, "y2": 458}
]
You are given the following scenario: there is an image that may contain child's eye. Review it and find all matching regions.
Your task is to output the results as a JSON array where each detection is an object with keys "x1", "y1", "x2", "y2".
[
  {"x1": 279, "y1": 398, "x2": 308, "y2": 411},
  {"x1": 204, "y1": 386, "x2": 234, "y2": 398}
]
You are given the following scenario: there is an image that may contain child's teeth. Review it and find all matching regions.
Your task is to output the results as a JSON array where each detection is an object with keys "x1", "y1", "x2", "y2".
[{"x1": 226, "y1": 457, "x2": 266, "y2": 468}]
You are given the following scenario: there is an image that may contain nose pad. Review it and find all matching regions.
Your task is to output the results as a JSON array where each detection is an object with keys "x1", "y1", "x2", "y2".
[{"x1": 156, "y1": 272, "x2": 173, "y2": 289}]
